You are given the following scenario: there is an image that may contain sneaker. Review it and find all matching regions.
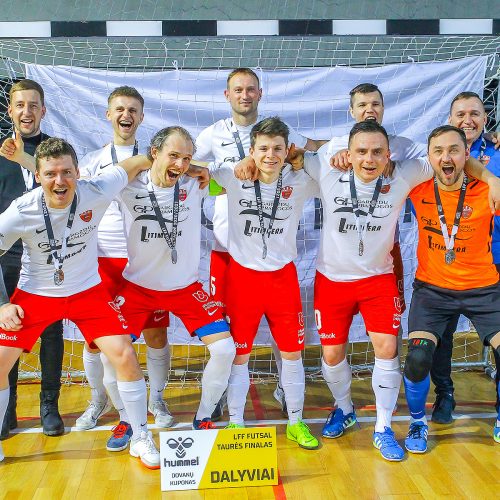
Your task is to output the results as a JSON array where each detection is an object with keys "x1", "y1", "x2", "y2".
[
  {"x1": 405, "y1": 421, "x2": 429, "y2": 453},
  {"x1": 0, "y1": 441, "x2": 4, "y2": 462},
  {"x1": 225, "y1": 422, "x2": 245, "y2": 429},
  {"x1": 193, "y1": 417, "x2": 215, "y2": 430},
  {"x1": 431, "y1": 394, "x2": 455, "y2": 424},
  {"x1": 286, "y1": 420, "x2": 319, "y2": 450},
  {"x1": 493, "y1": 422, "x2": 500, "y2": 444},
  {"x1": 129, "y1": 430, "x2": 160, "y2": 469},
  {"x1": 273, "y1": 384, "x2": 288, "y2": 417},
  {"x1": 106, "y1": 421, "x2": 133, "y2": 452},
  {"x1": 322, "y1": 408, "x2": 357, "y2": 439},
  {"x1": 75, "y1": 398, "x2": 113, "y2": 430},
  {"x1": 373, "y1": 427, "x2": 404, "y2": 461},
  {"x1": 148, "y1": 399, "x2": 175, "y2": 428},
  {"x1": 211, "y1": 391, "x2": 227, "y2": 422}
]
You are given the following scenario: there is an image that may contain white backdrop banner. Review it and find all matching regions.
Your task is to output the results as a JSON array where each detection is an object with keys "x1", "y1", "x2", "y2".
[{"x1": 26, "y1": 57, "x2": 485, "y2": 344}]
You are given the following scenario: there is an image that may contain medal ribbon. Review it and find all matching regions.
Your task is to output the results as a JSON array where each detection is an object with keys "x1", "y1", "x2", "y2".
[{"x1": 110, "y1": 141, "x2": 139, "y2": 165}]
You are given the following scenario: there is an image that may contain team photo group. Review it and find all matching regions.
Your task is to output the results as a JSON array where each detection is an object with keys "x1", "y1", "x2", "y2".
[{"x1": 0, "y1": 67, "x2": 499, "y2": 470}]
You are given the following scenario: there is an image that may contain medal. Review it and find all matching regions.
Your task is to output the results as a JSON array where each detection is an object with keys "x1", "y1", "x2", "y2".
[
  {"x1": 445, "y1": 249, "x2": 456, "y2": 265},
  {"x1": 54, "y1": 269, "x2": 64, "y2": 286},
  {"x1": 358, "y1": 240, "x2": 364, "y2": 257},
  {"x1": 171, "y1": 248, "x2": 178, "y2": 264}
]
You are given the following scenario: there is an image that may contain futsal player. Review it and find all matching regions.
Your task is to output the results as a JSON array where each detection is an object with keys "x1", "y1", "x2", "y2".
[
  {"x1": 0, "y1": 137, "x2": 160, "y2": 468},
  {"x1": 114, "y1": 126, "x2": 236, "y2": 430},
  {"x1": 404, "y1": 125, "x2": 500, "y2": 451}
]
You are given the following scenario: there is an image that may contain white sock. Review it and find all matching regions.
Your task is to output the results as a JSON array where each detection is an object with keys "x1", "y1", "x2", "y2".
[
  {"x1": 281, "y1": 358, "x2": 305, "y2": 425},
  {"x1": 196, "y1": 337, "x2": 235, "y2": 420},
  {"x1": 411, "y1": 416, "x2": 428, "y2": 425},
  {"x1": 372, "y1": 356, "x2": 402, "y2": 433},
  {"x1": 146, "y1": 344, "x2": 170, "y2": 405},
  {"x1": 83, "y1": 349, "x2": 107, "y2": 402},
  {"x1": 271, "y1": 339, "x2": 283, "y2": 386},
  {"x1": 117, "y1": 379, "x2": 148, "y2": 440},
  {"x1": 227, "y1": 363, "x2": 250, "y2": 425},
  {"x1": 321, "y1": 357, "x2": 353, "y2": 414},
  {"x1": 101, "y1": 353, "x2": 129, "y2": 422}
]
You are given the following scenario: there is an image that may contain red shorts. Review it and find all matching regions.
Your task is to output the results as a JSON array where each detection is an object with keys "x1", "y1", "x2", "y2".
[
  {"x1": 225, "y1": 258, "x2": 305, "y2": 355},
  {"x1": 209, "y1": 250, "x2": 230, "y2": 315},
  {"x1": 0, "y1": 284, "x2": 129, "y2": 352},
  {"x1": 98, "y1": 256, "x2": 128, "y2": 297},
  {"x1": 314, "y1": 271, "x2": 401, "y2": 345},
  {"x1": 116, "y1": 280, "x2": 227, "y2": 336}
]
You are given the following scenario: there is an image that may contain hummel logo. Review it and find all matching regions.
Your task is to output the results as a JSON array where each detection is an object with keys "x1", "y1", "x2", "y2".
[
  {"x1": 99, "y1": 162, "x2": 113, "y2": 169},
  {"x1": 241, "y1": 184, "x2": 255, "y2": 189},
  {"x1": 135, "y1": 194, "x2": 150, "y2": 199},
  {"x1": 221, "y1": 141, "x2": 235, "y2": 147}
]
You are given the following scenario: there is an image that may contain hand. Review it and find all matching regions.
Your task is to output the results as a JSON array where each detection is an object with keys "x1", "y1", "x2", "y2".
[
  {"x1": 287, "y1": 143, "x2": 305, "y2": 171},
  {"x1": 0, "y1": 131, "x2": 25, "y2": 164},
  {"x1": 234, "y1": 156, "x2": 258, "y2": 181},
  {"x1": 0, "y1": 303, "x2": 24, "y2": 331},
  {"x1": 487, "y1": 177, "x2": 500, "y2": 213},
  {"x1": 330, "y1": 149, "x2": 351, "y2": 171},
  {"x1": 484, "y1": 132, "x2": 500, "y2": 150},
  {"x1": 186, "y1": 164, "x2": 210, "y2": 189}
]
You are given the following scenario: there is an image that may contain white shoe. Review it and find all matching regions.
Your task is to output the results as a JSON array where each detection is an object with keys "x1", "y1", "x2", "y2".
[
  {"x1": 129, "y1": 430, "x2": 160, "y2": 469},
  {"x1": 148, "y1": 399, "x2": 175, "y2": 428},
  {"x1": 273, "y1": 384, "x2": 288, "y2": 416},
  {"x1": 0, "y1": 441, "x2": 4, "y2": 462},
  {"x1": 75, "y1": 398, "x2": 113, "y2": 430}
]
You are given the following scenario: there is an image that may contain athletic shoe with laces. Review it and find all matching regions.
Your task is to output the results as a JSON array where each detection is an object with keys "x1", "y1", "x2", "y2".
[
  {"x1": 148, "y1": 399, "x2": 175, "y2": 428},
  {"x1": 431, "y1": 393, "x2": 455, "y2": 424},
  {"x1": 129, "y1": 430, "x2": 160, "y2": 469},
  {"x1": 286, "y1": 420, "x2": 319, "y2": 449},
  {"x1": 273, "y1": 384, "x2": 288, "y2": 417},
  {"x1": 373, "y1": 427, "x2": 404, "y2": 461},
  {"x1": 193, "y1": 417, "x2": 215, "y2": 430},
  {"x1": 106, "y1": 421, "x2": 133, "y2": 452},
  {"x1": 322, "y1": 408, "x2": 357, "y2": 439},
  {"x1": 225, "y1": 422, "x2": 245, "y2": 429},
  {"x1": 75, "y1": 397, "x2": 113, "y2": 430},
  {"x1": 211, "y1": 391, "x2": 227, "y2": 422},
  {"x1": 405, "y1": 421, "x2": 429, "y2": 453},
  {"x1": 493, "y1": 421, "x2": 500, "y2": 444}
]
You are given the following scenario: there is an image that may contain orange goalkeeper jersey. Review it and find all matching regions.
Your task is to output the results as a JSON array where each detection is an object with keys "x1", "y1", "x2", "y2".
[{"x1": 410, "y1": 177, "x2": 499, "y2": 290}]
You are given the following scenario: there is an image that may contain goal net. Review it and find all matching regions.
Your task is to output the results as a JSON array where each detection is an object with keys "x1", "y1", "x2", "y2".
[{"x1": 0, "y1": 35, "x2": 498, "y2": 382}]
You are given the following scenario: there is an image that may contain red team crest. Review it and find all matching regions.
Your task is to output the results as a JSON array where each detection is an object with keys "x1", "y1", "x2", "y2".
[
  {"x1": 462, "y1": 205, "x2": 473, "y2": 219},
  {"x1": 380, "y1": 184, "x2": 391, "y2": 194},
  {"x1": 79, "y1": 210, "x2": 92, "y2": 222},
  {"x1": 179, "y1": 189, "x2": 187, "y2": 202},
  {"x1": 281, "y1": 186, "x2": 293, "y2": 199}
]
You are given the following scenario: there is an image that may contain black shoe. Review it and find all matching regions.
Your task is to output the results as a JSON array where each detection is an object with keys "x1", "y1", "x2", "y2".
[
  {"x1": 431, "y1": 393, "x2": 456, "y2": 424},
  {"x1": 0, "y1": 391, "x2": 17, "y2": 440},
  {"x1": 40, "y1": 390, "x2": 65, "y2": 436},
  {"x1": 211, "y1": 391, "x2": 227, "y2": 422}
]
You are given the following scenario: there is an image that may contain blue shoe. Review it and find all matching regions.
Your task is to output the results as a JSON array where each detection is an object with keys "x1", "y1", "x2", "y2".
[
  {"x1": 493, "y1": 422, "x2": 500, "y2": 444},
  {"x1": 322, "y1": 408, "x2": 357, "y2": 439},
  {"x1": 193, "y1": 417, "x2": 215, "y2": 430},
  {"x1": 405, "y1": 421, "x2": 428, "y2": 453},
  {"x1": 106, "y1": 421, "x2": 133, "y2": 452},
  {"x1": 373, "y1": 427, "x2": 404, "y2": 461},
  {"x1": 211, "y1": 391, "x2": 227, "y2": 422}
]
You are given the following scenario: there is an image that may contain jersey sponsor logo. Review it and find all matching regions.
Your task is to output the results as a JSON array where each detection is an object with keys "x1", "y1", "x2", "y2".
[
  {"x1": 319, "y1": 332, "x2": 336, "y2": 339},
  {"x1": 234, "y1": 342, "x2": 248, "y2": 349},
  {"x1": 166, "y1": 436, "x2": 194, "y2": 459},
  {"x1": 224, "y1": 156, "x2": 240, "y2": 163},
  {"x1": 39, "y1": 240, "x2": 86, "y2": 264},
  {"x1": 281, "y1": 186, "x2": 293, "y2": 199},
  {"x1": 380, "y1": 184, "x2": 391, "y2": 194},
  {"x1": 140, "y1": 226, "x2": 182, "y2": 242},
  {"x1": 0, "y1": 333, "x2": 17, "y2": 341},
  {"x1": 462, "y1": 204, "x2": 473, "y2": 219},
  {"x1": 179, "y1": 189, "x2": 187, "y2": 202},
  {"x1": 338, "y1": 218, "x2": 381, "y2": 233},
  {"x1": 420, "y1": 216, "x2": 437, "y2": 226},
  {"x1": 221, "y1": 141, "x2": 235, "y2": 147},
  {"x1": 79, "y1": 210, "x2": 92, "y2": 222},
  {"x1": 192, "y1": 289, "x2": 209, "y2": 303}
]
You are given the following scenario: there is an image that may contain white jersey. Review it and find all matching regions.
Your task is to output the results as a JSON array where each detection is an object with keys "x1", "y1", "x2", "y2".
[
  {"x1": 321, "y1": 133, "x2": 426, "y2": 161},
  {"x1": 118, "y1": 172, "x2": 208, "y2": 291},
  {"x1": 0, "y1": 166, "x2": 128, "y2": 297},
  {"x1": 210, "y1": 163, "x2": 318, "y2": 271},
  {"x1": 304, "y1": 152, "x2": 433, "y2": 281},
  {"x1": 194, "y1": 116, "x2": 308, "y2": 252},
  {"x1": 80, "y1": 143, "x2": 143, "y2": 258}
]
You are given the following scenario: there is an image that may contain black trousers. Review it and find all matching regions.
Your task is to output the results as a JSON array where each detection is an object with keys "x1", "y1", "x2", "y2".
[{"x1": 1, "y1": 261, "x2": 63, "y2": 393}]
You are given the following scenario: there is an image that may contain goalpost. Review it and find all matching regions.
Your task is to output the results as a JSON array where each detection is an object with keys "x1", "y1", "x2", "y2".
[{"x1": 0, "y1": 35, "x2": 498, "y2": 384}]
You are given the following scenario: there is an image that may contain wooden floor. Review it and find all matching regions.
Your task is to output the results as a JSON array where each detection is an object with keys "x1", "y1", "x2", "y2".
[{"x1": 0, "y1": 371, "x2": 498, "y2": 500}]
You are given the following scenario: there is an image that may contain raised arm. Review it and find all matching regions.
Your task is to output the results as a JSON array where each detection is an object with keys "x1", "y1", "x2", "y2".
[{"x1": 0, "y1": 133, "x2": 36, "y2": 173}]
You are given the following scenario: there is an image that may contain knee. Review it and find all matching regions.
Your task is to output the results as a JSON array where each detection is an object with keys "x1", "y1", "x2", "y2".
[
  {"x1": 404, "y1": 338, "x2": 436, "y2": 383},
  {"x1": 143, "y1": 328, "x2": 167, "y2": 349},
  {"x1": 208, "y1": 337, "x2": 236, "y2": 362},
  {"x1": 322, "y1": 347, "x2": 345, "y2": 366}
]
